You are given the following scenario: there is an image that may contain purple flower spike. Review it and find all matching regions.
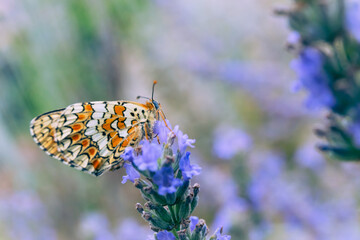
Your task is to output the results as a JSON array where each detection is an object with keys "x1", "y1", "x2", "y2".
[
  {"x1": 189, "y1": 216, "x2": 199, "y2": 232},
  {"x1": 177, "y1": 129, "x2": 196, "y2": 154},
  {"x1": 154, "y1": 120, "x2": 172, "y2": 144},
  {"x1": 180, "y1": 152, "x2": 201, "y2": 180},
  {"x1": 121, "y1": 163, "x2": 140, "y2": 184},
  {"x1": 133, "y1": 141, "x2": 162, "y2": 172},
  {"x1": 153, "y1": 166, "x2": 183, "y2": 195},
  {"x1": 156, "y1": 230, "x2": 176, "y2": 240},
  {"x1": 121, "y1": 147, "x2": 135, "y2": 162}
]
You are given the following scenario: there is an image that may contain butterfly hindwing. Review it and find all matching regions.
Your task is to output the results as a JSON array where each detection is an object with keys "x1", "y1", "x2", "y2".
[{"x1": 29, "y1": 109, "x2": 69, "y2": 163}]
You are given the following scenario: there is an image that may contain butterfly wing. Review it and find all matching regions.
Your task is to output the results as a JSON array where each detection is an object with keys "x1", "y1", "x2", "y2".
[
  {"x1": 30, "y1": 109, "x2": 68, "y2": 163},
  {"x1": 52, "y1": 101, "x2": 153, "y2": 176}
]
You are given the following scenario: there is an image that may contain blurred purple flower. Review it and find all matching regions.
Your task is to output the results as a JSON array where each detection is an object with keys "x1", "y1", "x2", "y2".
[
  {"x1": 287, "y1": 31, "x2": 301, "y2": 45},
  {"x1": 154, "y1": 120, "x2": 172, "y2": 144},
  {"x1": 212, "y1": 198, "x2": 247, "y2": 232},
  {"x1": 294, "y1": 141, "x2": 325, "y2": 171},
  {"x1": 153, "y1": 166, "x2": 183, "y2": 195},
  {"x1": 247, "y1": 152, "x2": 284, "y2": 207},
  {"x1": 249, "y1": 222, "x2": 271, "y2": 240},
  {"x1": 218, "y1": 60, "x2": 245, "y2": 84},
  {"x1": 80, "y1": 212, "x2": 114, "y2": 240},
  {"x1": 179, "y1": 152, "x2": 201, "y2": 180},
  {"x1": 213, "y1": 125, "x2": 252, "y2": 160},
  {"x1": 346, "y1": 1, "x2": 360, "y2": 42},
  {"x1": 0, "y1": 190, "x2": 57, "y2": 240},
  {"x1": 213, "y1": 229, "x2": 232, "y2": 240},
  {"x1": 290, "y1": 47, "x2": 335, "y2": 109},
  {"x1": 121, "y1": 147, "x2": 135, "y2": 162},
  {"x1": 189, "y1": 216, "x2": 199, "y2": 232},
  {"x1": 133, "y1": 140, "x2": 162, "y2": 172},
  {"x1": 156, "y1": 230, "x2": 176, "y2": 240},
  {"x1": 121, "y1": 163, "x2": 140, "y2": 184},
  {"x1": 350, "y1": 122, "x2": 360, "y2": 147},
  {"x1": 115, "y1": 218, "x2": 153, "y2": 240}
]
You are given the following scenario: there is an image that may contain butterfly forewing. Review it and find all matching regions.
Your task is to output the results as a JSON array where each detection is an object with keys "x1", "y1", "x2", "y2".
[{"x1": 30, "y1": 101, "x2": 157, "y2": 176}]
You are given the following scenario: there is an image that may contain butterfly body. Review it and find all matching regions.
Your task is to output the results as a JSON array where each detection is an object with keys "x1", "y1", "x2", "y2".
[{"x1": 30, "y1": 100, "x2": 159, "y2": 176}]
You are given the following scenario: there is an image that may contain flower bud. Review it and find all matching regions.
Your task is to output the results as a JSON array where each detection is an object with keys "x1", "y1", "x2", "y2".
[
  {"x1": 165, "y1": 192, "x2": 176, "y2": 205},
  {"x1": 317, "y1": 144, "x2": 360, "y2": 160},
  {"x1": 142, "y1": 212, "x2": 173, "y2": 230},
  {"x1": 151, "y1": 226, "x2": 161, "y2": 232},
  {"x1": 178, "y1": 229, "x2": 189, "y2": 240},
  {"x1": 192, "y1": 183, "x2": 200, "y2": 197},
  {"x1": 136, "y1": 203, "x2": 144, "y2": 214},
  {"x1": 314, "y1": 128, "x2": 327, "y2": 137},
  {"x1": 134, "y1": 179, "x2": 145, "y2": 189},
  {"x1": 180, "y1": 219, "x2": 190, "y2": 230},
  {"x1": 176, "y1": 180, "x2": 190, "y2": 202},
  {"x1": 164, "y1": 155, "x2": 175, "y2": 166},
  {"x1": 145, "y1": 202, "x2": 173, "y2": 224},
  {"x1": 178, "y1": 194, "x2": 193, "y2": 220},
  {"x1": 191, "y1": 219, "x2": 207, "y2": 240}
]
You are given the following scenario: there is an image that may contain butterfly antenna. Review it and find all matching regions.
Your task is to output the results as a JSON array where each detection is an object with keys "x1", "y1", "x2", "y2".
[
  {"x1": 152, "y1": 80, "x2": 157, "y2": 101},
  {"x1": 136, "y1": 96, "x2": 150, "y2": 100}
]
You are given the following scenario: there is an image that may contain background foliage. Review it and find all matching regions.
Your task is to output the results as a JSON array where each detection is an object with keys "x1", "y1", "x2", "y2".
[{"x1": 1, "y1": 0, "x2": 360, "y2": 239}]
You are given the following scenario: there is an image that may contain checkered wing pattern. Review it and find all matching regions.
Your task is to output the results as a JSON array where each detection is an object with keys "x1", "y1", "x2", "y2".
[
  {"x1": 30, "y1": 101, "x2": 157, "y2": 176},
  {"x1": 30, "y1": 109, "x2": 67, "y2": 162}
]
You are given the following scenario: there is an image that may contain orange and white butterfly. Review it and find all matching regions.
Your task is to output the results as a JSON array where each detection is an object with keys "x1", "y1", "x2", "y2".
[{"x1": 30, "y1": 82, "x2": 165, "y2": 176}]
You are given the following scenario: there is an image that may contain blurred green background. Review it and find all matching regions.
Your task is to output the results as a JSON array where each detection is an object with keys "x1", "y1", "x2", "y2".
[{"x1": 1, "y1": 1, "x2": 360, "y2": 240}]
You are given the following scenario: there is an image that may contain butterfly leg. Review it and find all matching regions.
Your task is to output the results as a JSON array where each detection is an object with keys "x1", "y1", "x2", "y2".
[
  {"x1": 158, "y1": 109, "x2": 173, "y2": 132},
  {"x1": 144, "y1": 122, "x2": 150, "y2": 141}
]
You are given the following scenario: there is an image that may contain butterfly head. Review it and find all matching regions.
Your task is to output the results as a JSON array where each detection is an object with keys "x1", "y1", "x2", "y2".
[
  {"x1": 137, "y1": 80, "x2": 161, "y2": 110},
  {"x1": 152, "y1": 99, "x2": 160, "y2": 110}
]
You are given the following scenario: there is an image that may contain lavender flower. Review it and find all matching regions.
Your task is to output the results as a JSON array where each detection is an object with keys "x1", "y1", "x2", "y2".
[
  {"x1": 346, "y1": 1, "x2": 360, "y2": 42},
  {"x1": 174, "y1": 126, "x2": 196, "y2": 154},
  {"x1": 119, "y1": 119, "x2": 230, "y2": 238},
  {"x1": 154, "y1": 120, "x2": 172, "y2": 144},
  {"x1": 121, "y1": 147, "x2": 135, "y2": 162},
  {"x1": 290, "y1": 47, "x2": 335, "y2": 109},
  {"x1": 133, "y1": 140, "x2": 162, "y2": 172},
  {"x1": 179, "y1": 152, "x2": 201, "y2": 180},
  {"x1": 153, "y1": 166, "x2": 183, "y2": 195},
  {"x1": 190, "y1": 216, "x2": 199, "y2": 232},
  {"x1": 121, "y1": 162, "x2": 141, "y2": 184},
  {"x1": 156, "y1": 230, "x2": 176, "y2": 240}
]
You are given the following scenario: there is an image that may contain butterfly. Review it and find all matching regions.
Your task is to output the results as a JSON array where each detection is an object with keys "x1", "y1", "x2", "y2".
[{"x1": 30, "y1": 81, "x2": 165, "y2": 176}]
